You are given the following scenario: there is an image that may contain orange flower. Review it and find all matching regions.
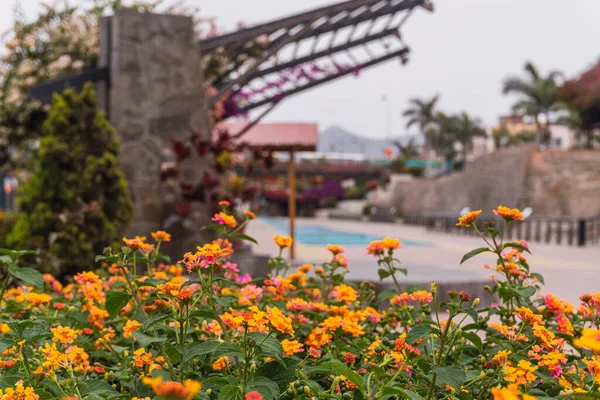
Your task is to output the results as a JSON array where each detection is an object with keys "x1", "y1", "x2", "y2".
[
  {"x1": 382, "y1": 237, "x2": 401, "y2": 250},
  {"x1": 51, "y1": 326, "x2": 80, "y2": 344},
  {"x1": 267, "y1": 306, "x2": 294, "y2": 335},
  {"x1": 329, "y1": 284, "x2": 358, "y2": 304},
  {"x1": 142, "y1": 377, "x2": 201, "y2": 400},
  {"x1": 213, "y1": 356, "x2": 229, "y2": 371},
  {"x1": 327, "y1": 244, "x2": 344, "y2": 255},
  {"x1": 122, "y1": 236, "x2": 147, "y2": 250},
  {"x1": 492, "y1": 350, "x2": 511, "y2": 366},
  {"x1": 456, "y1": 210, "x2": 482, "y2": 227},
  {"x1": 243, "y1": 210, "x2": 257, "y2": 220},
  {"x1": 274, "y1": 235, "x2": 293, "y2": 248},
  {"x1": 151, "y1": 230, "x2": 171, "y2": 242},
  {"x1": 219, "y1": 200, "x2": 231, "y2": 207},
  {"x1": 493, "y1": 206, "x2": 524, "y2": 221},
  {"x1": 245, "y1": 392, "x2": 263, "y2": 400},
  {"x1": 297, "y1": 264, "x2": 312, "y2": 273},
  {"x1": 123, "y1": 320, "x2": 141, "y2": 338},
  {"x1": 0, "y1": 380, "x2": 39, "y2": 400},
  {"x1": 212, "y1": 212, "x2": 237, "y2": 228},
  {"x1": 281, "y1": 339, "x2": 304, "y2": 356}
]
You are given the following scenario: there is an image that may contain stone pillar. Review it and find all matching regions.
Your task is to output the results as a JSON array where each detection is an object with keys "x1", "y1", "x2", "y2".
[{"x1": 100, "y1": 11, "x2": 211, "y2": 253}]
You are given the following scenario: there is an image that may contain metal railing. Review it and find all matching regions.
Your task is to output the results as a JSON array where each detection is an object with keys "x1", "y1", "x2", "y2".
[{"x1": 403, "y1": 212, "x2": 600, "y2": 247}]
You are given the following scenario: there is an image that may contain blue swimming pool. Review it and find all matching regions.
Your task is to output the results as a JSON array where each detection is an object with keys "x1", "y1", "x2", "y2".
[{"x1": 263, "y1": 218, "x2": 430, "y2": 247}]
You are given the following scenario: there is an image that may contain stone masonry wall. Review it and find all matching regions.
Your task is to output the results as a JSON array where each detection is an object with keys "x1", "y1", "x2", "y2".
[
  {"x1": 524, "y1": 150, "x2": 600, "y2": 217},
  {"x1": 389, "y1": 145, "x2": 536, "y2": 213},
  {"x1": 387, "y1": 145, "x2": 600, "y2": 217},
  {"x1": 101, "y1": 11, "x2": 211, "y2": 256}
]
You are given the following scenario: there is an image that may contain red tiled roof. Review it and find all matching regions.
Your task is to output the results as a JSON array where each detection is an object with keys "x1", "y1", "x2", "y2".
[{"x1": 215, "y1": 122, "x2": 318, "y2": 151}]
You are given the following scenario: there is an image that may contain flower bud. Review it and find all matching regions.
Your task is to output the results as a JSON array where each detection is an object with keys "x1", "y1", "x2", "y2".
[
  {"x1": 430, "y1": 281, "x2": 437, "y2": 294},
  {"x1": 206, "y1": 389, "x2": 212, "y2": 395},
  {"x1": 472, "y1": 298, "x2": 480, "y2": 307}
]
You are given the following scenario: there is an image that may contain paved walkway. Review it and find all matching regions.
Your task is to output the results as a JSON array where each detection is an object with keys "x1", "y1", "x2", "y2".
[{"x1": 246, "y1": 217, "x2": 600, "y2": 305}]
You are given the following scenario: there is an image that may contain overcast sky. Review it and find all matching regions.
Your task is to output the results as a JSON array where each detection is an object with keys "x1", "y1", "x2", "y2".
[{"x1": 2, "y1": 0, "x2": 600, "y2": 138}]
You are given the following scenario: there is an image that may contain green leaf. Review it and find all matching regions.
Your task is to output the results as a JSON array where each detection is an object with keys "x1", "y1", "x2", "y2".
[
  {"x1": 218, "y1": 384, "x2": 244, "y2": 400},
  {"x1": 0, "y1": 255, "x2": 11, "y2": 265},
  {"x1": 460, "y1": 247, "x2": 491, "y2": 264},
  {"x1": 530, "y1": 273, "x2": 545, "y2": 285},
  {"x1": 463, "y1": 308, "x2": 479, "y2": 322},
  {"x1": 0, "y1": 339, "x2": 13, "y2": 353},
  {"x1": 257, "y1": 357, "x2": 301, "y2": 392},
  {"x1": 132, "y1": 331, "x2": 167, "y2": 347},
  {"x1": 503, "y1": 242, "x2": 532, "y2": 254},
  {"x1": 462, "y1": 332, "x2": 482, "y2": 351},
  {"x1": 182, "y1": 341, "x2": 221, "y2": 363},
  {"x1": 203, "y1": 224, "x2": 227, "y2": 232},
  {"x1": 406, "y1": 324, "x2": 432, "y2": 344},
  {"x1": 142, "y1": 314, "x2": 170, "y2": 331},
  {"x1": 433, "y1": 366, "x2": 466, "y2": 390},
  {"x1": 322, "y1": 360, "x2": 366, "y2": 394},
  {"x1": 515, "y1": 286, "x2": 536, "y2": 299},
  {"x1": 377, "y1": 268, "x2": 392, "y2": 281},
  {"x1": 94, "y1": 254, "x2": 119, "y2": 263},
  {"x1": 0, "y1": 376, "x2": 20, "y2": 389},
  {"x1": 249, "y1": 376, "x2": 280, "y2": 400},
  {"x1": 214, "y1": 342, "x2": 243, "y2": 359},
  {"x1": 164, "y1": 342, "x2": 181, "y2": 364},
  {"x1": 247, "y1": 332, "x2": 283, "y2": 358},
  {"x1": 78, "y1": 379, "x2": 119, "y2": 398},
  {"x1": 8, "y1": 266, "x2": 43, "y2": 288},
  {"x1": 188, "y1": 310, "x2": 216, "y2": 320},
  {"x1": 377, "y1": 290, "x2": 398, "y2": 303},
  {"x1": 230, "y1": 233, "x2": 258, "y2": 244},
  {"x1": 105, "y1": 291, "x2": 132, "y2": 318}
]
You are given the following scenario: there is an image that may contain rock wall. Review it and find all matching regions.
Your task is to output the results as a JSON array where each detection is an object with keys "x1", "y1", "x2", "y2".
[
  {"x1": 524, "y1": 150, "x2": 600, "y2": 217},
  {"x1": 387, "y1": 145, "x2": 600, "y2": 217},
  {"x1": 389, "y1": 145, "x2": 536, "y2": 214},
  {"x1": 100, "y1": 11, "x2": 211, "y2": 256}
]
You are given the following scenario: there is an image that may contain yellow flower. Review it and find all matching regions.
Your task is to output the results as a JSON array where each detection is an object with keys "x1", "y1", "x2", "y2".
[
  {"x1": 274, "y1": 235, "x2": 293, "y2": 248},
  {"x1": 503, "y1": 360, "x2": 538, "y2": 385},
  {"x1": 493, "y1": 206, "x2": 524, "y2": 221},
  {"x1": 151, "y1": 230, "x2": 171, "y2": 242},
  {"x1": 51, "y1": 325, "x2": 80, "y2": 344},
  {"x1": 0, "y1": 380, "x2": 39, "y2": 400},
  {"x1": 575, "y1": 328, "x2": 600, "y2": 353},
  {"x1": 490, "y1": 384, "x2": 534, "y2": 400},
  {"x1": 381, "y1": 237, "x2": 401, "y2": 250},
  {"x1": 493, "y1": 350, "x2": 512, "y2": 367},
  {"x1": 124, "y1": 320, "x2": 142, "y2": 338},
  {"x1": 142, "y1": 376, "x2": 201, "y2": 400},
  {"x1": 243, "y1": 210, "x2": 257, "y2": 220},
  {"x1": 281, "y1": 339, "x2": 304, "y2": 356},
  {"x1": 123, "y1": 236, "x2": 147, "y2": 249},
  {"x1": 0, "y1": 324, "x2": 10, "y2": 334},
  {"x1": 213, "y1": 356, "x2": 229, "y2": 371},
  {"x1": 329, "y1": 284, "x2": 358, "y2": 304},
  {"x1": 212, "y1": 212, "x2": 237, "y2": 228},
  {"x1": 326, "y1": 244, "x2": 344, "y2": 255},
  {"x1": 456, "y1": 210, "x2": 482, "y2": 227},
  {"x1": 267, "y1": 306, "x2": 294, "y2": 335}
]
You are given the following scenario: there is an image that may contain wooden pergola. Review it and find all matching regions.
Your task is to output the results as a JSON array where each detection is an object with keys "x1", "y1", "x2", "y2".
[{"x1": 219, "y1": 122, "x2": 318, "y2": 259}]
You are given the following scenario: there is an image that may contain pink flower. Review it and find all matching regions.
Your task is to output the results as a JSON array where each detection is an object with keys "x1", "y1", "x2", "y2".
[{"x1": 236, "y1": 274, "x2": 252, "y2": 285}]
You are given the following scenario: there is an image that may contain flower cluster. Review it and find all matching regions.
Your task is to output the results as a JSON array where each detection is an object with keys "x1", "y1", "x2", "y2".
[{"x1": 0, "y1": 206, "x2": 599, "y2": 399}]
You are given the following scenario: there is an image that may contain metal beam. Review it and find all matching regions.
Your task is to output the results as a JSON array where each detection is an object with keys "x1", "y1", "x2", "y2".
[
  {"x1": 27, "y1": 67, "x2": 110, "y2": 104},
  {"x1": 238, "y1": 47, "x2": 409, "y2": 113},
  {"x1": 238, "y1": 27, "x2": 398, "y2": 84}
]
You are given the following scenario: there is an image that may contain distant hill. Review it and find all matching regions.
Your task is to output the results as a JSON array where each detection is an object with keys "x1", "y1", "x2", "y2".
[{"x1": 318, "y1": 125, "x2": 421, "y2": 158}]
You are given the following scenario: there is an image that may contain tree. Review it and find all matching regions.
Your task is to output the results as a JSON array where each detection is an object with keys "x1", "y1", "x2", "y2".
[
  {"x1": 556, "y1": 107, "x2": 597, "y2": 148},
  {"x1": 402, "y1": 94, "x2": 439, "y2": 175},
  {"x1": 391, "y1": 137, "x2": 419, "y2": 172},
  {"x1": 7, "y1": 83, "x2": 133, "y2": 276},
  {"x1": 502, "y1": 62, "x2": 562, "y2": 147},
  {"x1": 451, "y1": 112, "x2": 487, "y2": 161}
]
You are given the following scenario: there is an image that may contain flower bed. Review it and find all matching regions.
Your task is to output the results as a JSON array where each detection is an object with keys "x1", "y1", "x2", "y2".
[{"x1": 0, "y1": 205, "x2": 599, "y2": 400}]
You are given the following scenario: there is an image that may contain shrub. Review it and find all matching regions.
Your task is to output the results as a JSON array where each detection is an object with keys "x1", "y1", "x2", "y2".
[
  {"x1": 343, "y1": 187, "x2": 366, "y2": 200},
  {"x1": 7, "y1": 83, "x2": 133, "y2": 276},
  {"x1": 362, "y1": 203, "x2": 373, "y2": 215},
  {"x1": 320, "y1": 196, "x2": 338, "y2": 209},
  {"x1": 1, "y1": 205, "x2": 600, "y2": 399}
]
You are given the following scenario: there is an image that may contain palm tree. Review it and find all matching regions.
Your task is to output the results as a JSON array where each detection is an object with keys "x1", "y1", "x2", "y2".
[
  {"x1": 402, "y1": 94, "x2": 440, "y2": 176},
  {"x1": 391, "y1": 137, "x2": 419, "y2": 172},
  {"x1": 502, "y1": 62, "x2": 562, "y2": 147},
  {"x1": 452, "y1": 112, "x2": 487, "y2": 161}
]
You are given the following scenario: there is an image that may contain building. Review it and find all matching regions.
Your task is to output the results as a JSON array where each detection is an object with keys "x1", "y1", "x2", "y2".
[{"x1": 492, "y1": 115, "x2": 575, "y2": 149}]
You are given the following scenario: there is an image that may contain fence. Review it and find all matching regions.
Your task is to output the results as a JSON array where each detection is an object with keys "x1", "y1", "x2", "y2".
[{"x1": 403, "y1": 212, "x2": 600, "y2": 247}]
